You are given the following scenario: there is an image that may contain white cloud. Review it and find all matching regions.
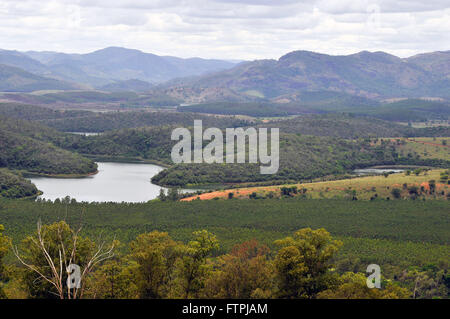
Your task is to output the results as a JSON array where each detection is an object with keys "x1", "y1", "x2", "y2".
[{"x1": 0, "y1": 0, "x2": 448, "y2": 59}]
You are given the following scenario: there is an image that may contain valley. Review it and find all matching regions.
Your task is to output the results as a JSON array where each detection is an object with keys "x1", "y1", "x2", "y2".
[{"x1": 0, "y1": 46, "x2": 448, "y2": 300}]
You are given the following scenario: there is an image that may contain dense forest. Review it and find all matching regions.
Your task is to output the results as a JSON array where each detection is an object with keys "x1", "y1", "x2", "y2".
[
  {"x1": 178, "y1": 102, "x2": 292, "y2": 117},
  {"x1": 0, "y1": 169, "x2": 38, "y2": 199},
  {"x1": 0, "y1": 102, "x2": 253, "y2": 132},
  {"x1": 0, "y1": 198, "x2": 448, "y2": 299},
  {"x1": 0, "y1": 116, "x2": 97, "y2": 175}
]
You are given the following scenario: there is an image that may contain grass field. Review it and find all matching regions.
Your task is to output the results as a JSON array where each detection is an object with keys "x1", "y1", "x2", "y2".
[
  {"x1": 182, "y1": 169, "x2": 450, "y2": 201},
  {"x1": 393, "y1": 137, "x2": 450, "y2": 161}
]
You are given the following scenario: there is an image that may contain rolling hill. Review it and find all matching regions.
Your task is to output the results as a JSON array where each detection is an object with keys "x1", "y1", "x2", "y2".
[{"x1": 0, "y1": 115, "x2": 97, "y2": 175}]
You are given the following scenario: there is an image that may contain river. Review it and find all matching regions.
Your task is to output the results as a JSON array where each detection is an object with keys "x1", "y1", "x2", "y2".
[{"x1": 29, "y1": 162, "x2": 194, "y2": 203}]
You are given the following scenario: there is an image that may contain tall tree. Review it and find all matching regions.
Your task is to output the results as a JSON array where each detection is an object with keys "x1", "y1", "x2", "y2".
[
  {"x1": 274, "y1": 228, "x2": 342, "y2": 299},
  {"x1": 203, "y1": 239, "x2": 273, "y2": 298},
  {"x1": 130, "y1": 231, "x2": 180, "y2": 299},
  {"x1": 13, "y1": 220, "x2": 115, "y2": 299},
  {"x1": 170, "y1": 230, "x2": 219, "y2": 298},
  {"x1": 317, "y1": 272, "x2": 410, "y2": 299},
  {"x1": 0, "y1": 224, "x2": 11, "y2": 299}
]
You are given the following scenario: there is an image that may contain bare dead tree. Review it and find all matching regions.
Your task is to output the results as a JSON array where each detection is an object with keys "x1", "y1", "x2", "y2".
[{"x1": 13, "y1": 218, "x2": 115, "y2": 299}]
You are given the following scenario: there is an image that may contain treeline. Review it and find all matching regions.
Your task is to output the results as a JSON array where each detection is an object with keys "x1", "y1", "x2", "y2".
[
  {"x1": 0, "y1": 102, "x2": 254, "y2": 132},
  {"x1": 0, "y1": 103, "x2": 91, "y2": 121},
  {"x1": 1, "y1": 91, "x2": 181, "y2": 107},
  {"x1": 342, "y1": 99, "x2": 450, "y2": 122},
  {"x1": 3, "y1": 102, "x2": 449, "y2": 138},
  {"x1": 1, "y1": 223, "x2": 422, "y2": 299},
  {"x1": 0, "y1": 169, "x2": 38, "y2": 199},
  {"x1": 178, "y1": 102, "x2": 292, "y2": 117},
  {"x1": 261, "y1": 114, "x2": 450, "y2": 138},
  {"x1": 41, "y1": 111, "x2": 252, "y2": 133}
]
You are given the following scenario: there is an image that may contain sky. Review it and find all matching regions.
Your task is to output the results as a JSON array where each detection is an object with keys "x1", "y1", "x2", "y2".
[{"x1": 0, "y1": 0, "x2": 449, "y2": 60}]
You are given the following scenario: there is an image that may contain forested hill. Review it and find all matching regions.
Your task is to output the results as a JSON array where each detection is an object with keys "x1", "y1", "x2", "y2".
[
  {"x1": 261, "y1": 114, "x2": 450, "y2": 139},
  {"x1": 0, "y1": 169, "x2": 38, "y2": 199},
  {"x1": 38, "y1": 111, "x2": 253, "y2": 133},
  {"x1": 0, "y1": 103, "x2": 253, "y2": 133},
  {"x1": 0, "y1": 116, "x2": 97, "y2": 175},
  {"x1": 150, "y1": 133, "x2": 450, "y2": 187}
]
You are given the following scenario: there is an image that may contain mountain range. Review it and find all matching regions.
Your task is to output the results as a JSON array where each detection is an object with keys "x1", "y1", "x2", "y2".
[
  {"x1": 0, "y1": 47, "x2": 238, "y2": 91},
  {"x1": 160, "y1": 50, "x2": 450, "y2": 103},
  {"x1": 0, "y1": 47, "x2": 449, "y2": 103}
]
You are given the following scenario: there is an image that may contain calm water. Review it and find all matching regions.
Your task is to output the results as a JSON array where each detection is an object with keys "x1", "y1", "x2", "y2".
[
  {"x1": 353, "y1": 168, "x2": 405, "y2": 175},
  {"x1": 29, "y1": 162, "x2": 188, "y2": 203}
]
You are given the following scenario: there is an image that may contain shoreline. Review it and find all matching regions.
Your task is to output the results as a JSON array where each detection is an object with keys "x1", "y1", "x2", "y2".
[{"x1": 23, "y1": 170, "x2": 99, "y2": 179}]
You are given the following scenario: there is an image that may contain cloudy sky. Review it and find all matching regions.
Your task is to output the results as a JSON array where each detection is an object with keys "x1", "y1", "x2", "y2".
[{"x1": 1, "y1": 0, "x2": 449, "y2": 60}]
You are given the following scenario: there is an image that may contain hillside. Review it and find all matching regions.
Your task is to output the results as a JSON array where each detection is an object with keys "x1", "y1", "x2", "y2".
[
  {"x1": 100, "y1": 79, "x2": 154, "y2": 92},
  {"x1": 0, "y1": 116, "x2": 97, "y2": 175},
  {"x1": 151, "y1": 133, "x2": 449, "y2": 187},
  {"x1": 0, "y1": 168, "x2": 38, "y2": 199},
  {"x1": 181, "y1": 169, "x2": 449, "y2": 201},
  {"x1": 0, "y1": 64, "x2": 83, "y2": 92},
  {"x1": 406, "y1": 51, "x2": 450, "y2": 77},
  {"x1": 160, "y1": 50, "x2": 450, "y2": 102},
  {"x1": 344, "y1": 99, "x2": 450, "y2": 122}
]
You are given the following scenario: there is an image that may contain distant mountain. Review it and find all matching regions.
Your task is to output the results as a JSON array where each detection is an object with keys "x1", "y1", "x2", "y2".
[
  {"x1": 405, "y1": 51, "x2": 450, "y2": 77},
  {"x1": 18, "y1": 47, "x2": 238, "y2": 87},
  {"x1": 160, "y1": 50, "x2": 450, "y2": 102},
  {"x1": 0, "y1": 64, "x2": 83, "y2": 92},
  {"x1": 0, "y1": 49, "x2": 49, "y2": 75},
  {"x1": 2, "y1": 48, "x2": 449, "y2": 101},
  {"x1": 100, "y1": 79, "x2": 153, "y2": 92}
]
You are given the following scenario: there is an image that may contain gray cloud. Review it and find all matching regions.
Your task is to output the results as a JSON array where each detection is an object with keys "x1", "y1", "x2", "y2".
[{"x1": 0, "y1": 0, "x2": 448, "y2": 60}]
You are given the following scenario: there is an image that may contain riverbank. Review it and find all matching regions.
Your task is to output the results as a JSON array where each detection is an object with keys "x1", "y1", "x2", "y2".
[
  {"x1": 22, "y1": 169, "x2": 99, "y2": 179},
  {"x1": 82, "y1": 154, "x2": 171, "y2": 168}
]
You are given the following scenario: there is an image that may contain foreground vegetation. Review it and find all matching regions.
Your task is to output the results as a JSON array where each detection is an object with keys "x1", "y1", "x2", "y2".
[
  {"x1": 0, "y1": 198, "x2": 448, "y2": 299},
  {"x1": 0, "y1": 223, "x2": 415, "y2": 299},
  {"x1": 1, "y1": 199, "x2": 448, "y2": 262}
]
